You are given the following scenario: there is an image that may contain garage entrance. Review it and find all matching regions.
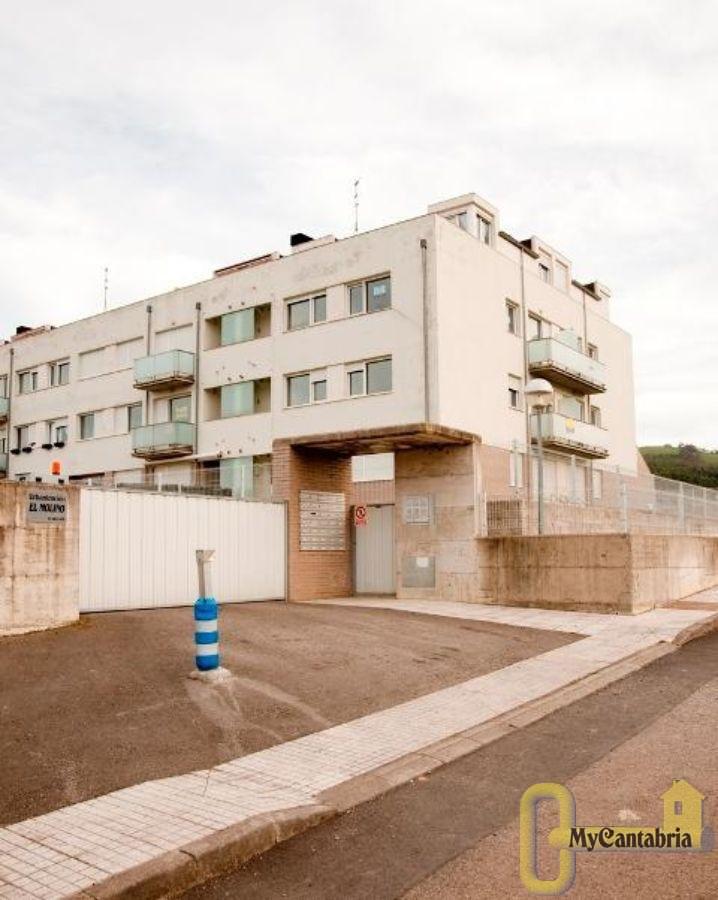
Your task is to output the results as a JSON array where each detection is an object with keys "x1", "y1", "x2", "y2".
[{"x1": 355, "y1": 504, "x2": 395, "y2": 594}]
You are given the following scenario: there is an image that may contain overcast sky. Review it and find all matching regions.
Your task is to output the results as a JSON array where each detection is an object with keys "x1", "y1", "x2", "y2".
[{"x1": 1, "y1": 0, "x2": 716, "y2": 447}]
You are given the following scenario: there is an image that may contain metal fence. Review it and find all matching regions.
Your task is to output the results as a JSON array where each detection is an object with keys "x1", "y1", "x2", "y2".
[
  {"x1": 483, "y1": 463, "x2": 718, "y2": 537},
  {"x1": 69, "y1": 462, "x2": 274, "y2": 502}
]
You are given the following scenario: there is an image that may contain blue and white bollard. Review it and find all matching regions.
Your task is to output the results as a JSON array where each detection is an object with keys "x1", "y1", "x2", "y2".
[
  {"x1": 194, "y1": 596, "x2": 219, "y2": 671},
  {"x1": 194, "y1": 549, "x2": 219, "y2": 671}
]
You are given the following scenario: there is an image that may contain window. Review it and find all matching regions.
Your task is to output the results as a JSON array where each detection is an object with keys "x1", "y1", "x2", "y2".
[
  {"x1": 348, "y1": 357, "x2": 392, "y2": 396},
  {"x1": 220, "y1": 308, "x2": 255, "y2": 346},
  {"x1": 587, "y1": 343, "x2": 598, "y2": 360},
  {"x1": 78, "y1": 347, "x2": 105, "y2": 378},
  {"x1": 169, "y1": 395, "x2": 192, "y2": 423},
  {"x1": 348, "y1": 369, "x2": 365, "y2": 396},
  {"x1": 18, "y1": 371, "x2": 38, "y2": 394},
  {"x1": 79, "y1": 413, "x2": 95, "y2": 440},
  {"x1": 221, "y1": 382, "x2": 254, "y2": 418},
  {"x1": 0, "y1": 437, "x2": 6, "y2": 453},
  {"x1": 508, "y1": 375, "x2": 522, "y2": 410},
  {"x1": 538, "y1": 263, "x2": 551, "y2": 284},
  {"x1": 349, "y1": 284, "x2": 364, "y2": 315},
  {"x1": 127, "y1": 403, "x2": 143, "y2": 431},
  {"x1": 555, "y1": 261, "x2": 569, "y2": 291},
  {"x1": 528, "y1": 314, "x2": 543, "y2": 340},
  {"x1": 16, "y1": 425, "x2": 29, "y2": 449},
  {"x1": 116, "y1": 337, "x2": 144, "y2": 368},
  {"x1": 312, "y1": 379, "x2": 327, "y2": 402},
  {"x1": 287, "y1": 294, "x2": 327, "y2": 330},
  {"x1": 590, "y1": 405, "x2": 602, "y2": 427},
  {"x1": 477, "y1": 215, "x2": 492, "y2": 245},
  {"x1": 50, "y1": 360, "x2": 70, "y2": 386},
  {"x1": 456, "y1": 211, "x2": 468, "y2": 231},
  {"x1": 348, "y1": 275, "x2": 391, "y2": 315},
  {"x1": 506, "y1": 300, "x2": 520, "y2": 335},
  {"x1": 0, "y1": 375, "x2": 7, "y2": 398},
  {"x1": 367, "y1": 358, "x2": 392, "y2": 393},
  {"x1": 54, "y1": 423, "x2": 68, "y2": 444},
  {"x1": 287, "y1": 374, "x2": 310, "y2": 407}
]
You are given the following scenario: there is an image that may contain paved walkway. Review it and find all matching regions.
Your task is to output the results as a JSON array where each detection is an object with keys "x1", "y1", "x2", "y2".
[{"x1": 1, "y1": 602, "x2": 715, "y2": 899}]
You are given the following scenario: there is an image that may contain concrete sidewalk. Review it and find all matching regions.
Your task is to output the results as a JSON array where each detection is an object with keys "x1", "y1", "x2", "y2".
[{"x1": 0, "y1": 602, "x2": 716, "y2": 900}]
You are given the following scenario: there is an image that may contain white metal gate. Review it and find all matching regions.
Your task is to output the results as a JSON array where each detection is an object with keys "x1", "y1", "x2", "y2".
[
  {"x1": 355, "y1": 504, "x2": 395, "y2": 594},
  {"x1": 79, "y1": 489, "x2": 286, "y2": 611}
]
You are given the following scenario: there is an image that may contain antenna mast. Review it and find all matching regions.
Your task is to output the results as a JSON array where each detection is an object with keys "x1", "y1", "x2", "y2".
[
  {"x1": 103, "y1": 267, "x2": 109, "y2": 311},
  {"x1": 353, "y1": 178, "x2": 360, "y2": 233}
]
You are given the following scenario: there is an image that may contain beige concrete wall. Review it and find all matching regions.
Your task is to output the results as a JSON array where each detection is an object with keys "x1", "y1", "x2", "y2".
[
  {"x1": 0, "y1": 482, "x2": 79, "y2": 634},
  {"x1": 489, "y1": 533, "x2": 718, "y2": 614},
  {"x1": 394, "y1": 443, "x2": 494, "y2": 602}
]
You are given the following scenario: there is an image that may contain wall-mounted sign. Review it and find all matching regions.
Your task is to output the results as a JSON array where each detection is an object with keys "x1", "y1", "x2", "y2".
[
  {"x1": 354, "y1": 505, "x2": 367, "y2": 527},
  {"x1": 27, "y1": 490, "x2": 67, "y2": 524}
]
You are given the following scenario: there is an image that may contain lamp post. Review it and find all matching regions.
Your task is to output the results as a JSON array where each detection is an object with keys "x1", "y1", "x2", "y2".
[{"x1": 524, "y1": 378, "x2": 554, "y2": 535}]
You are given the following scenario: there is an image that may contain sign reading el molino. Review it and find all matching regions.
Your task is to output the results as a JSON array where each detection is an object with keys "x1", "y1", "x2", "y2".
[{"x1": 26, "y1": 489, "x2": 68, "y2": 524}]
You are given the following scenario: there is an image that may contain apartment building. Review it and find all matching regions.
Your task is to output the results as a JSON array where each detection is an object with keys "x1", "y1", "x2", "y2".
[{"x1": 0, "y1": 192, "x2": 637, "y2": 504}]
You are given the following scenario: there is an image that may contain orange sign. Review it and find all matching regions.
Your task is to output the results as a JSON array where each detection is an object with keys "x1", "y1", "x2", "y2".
[
  {"x1": 354, "y1": 505, "x2": 368, "y2": 526},
  {"x1": 51, "y1": 460, "x2": 62, "y2": 476}
]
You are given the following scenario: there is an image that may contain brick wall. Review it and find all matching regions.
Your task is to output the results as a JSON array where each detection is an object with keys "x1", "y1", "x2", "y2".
[{"x1": 272, "y1": 440, "x2": 353, "y2": 601}]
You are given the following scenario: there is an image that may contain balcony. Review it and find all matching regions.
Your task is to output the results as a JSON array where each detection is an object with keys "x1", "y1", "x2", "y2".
[
  {"x1": 0, "y1": 452, "x2": 7, "y2": 474},
  {"x1": 528, "y1": 337, "x2": 606, "y2": 394},
  {"x1": 0, "y1": 396, "x2": 8, "y2": 422},
  {"x1": 133, "y1": 350, "x2": 195, "y2": 391},
  {"x1": 131, "y1": 421, "x2": 195, "y2": 460},
  {"x1": 531, "y1": 412, "x2": 608, "y2": 459}
]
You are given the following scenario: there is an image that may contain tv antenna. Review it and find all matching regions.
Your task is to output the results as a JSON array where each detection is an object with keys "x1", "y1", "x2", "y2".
[{"x1": 353, "y1": 178, "x2": 360, "y2": 233}]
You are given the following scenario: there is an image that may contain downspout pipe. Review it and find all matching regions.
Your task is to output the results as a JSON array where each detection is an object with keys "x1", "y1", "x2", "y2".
[
  {"x1": 194, "y1": 302, "x2": 201, "y2": 455},
  {"x1": 420, "y1": 238, "x2": 430, "y2": 423},
  {"x1": 519, "y1": 250, "x2": 531, "y2": 495},
  {"x1": 6, "y1": 347, "x2": 14, "y2": 477},
  {"x1": 145, "y1": 304, "x2": 153, "y2": 425}
]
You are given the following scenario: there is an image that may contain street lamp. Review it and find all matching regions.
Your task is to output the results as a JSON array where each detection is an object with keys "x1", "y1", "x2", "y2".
[{"x1": 524, "y1": 378, "x2": 554, "y2": 535}]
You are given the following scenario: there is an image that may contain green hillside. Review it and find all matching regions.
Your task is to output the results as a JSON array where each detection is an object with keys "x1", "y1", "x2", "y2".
[{"x1": 640, "y1": 444, "x2": 718, "y2": 489}]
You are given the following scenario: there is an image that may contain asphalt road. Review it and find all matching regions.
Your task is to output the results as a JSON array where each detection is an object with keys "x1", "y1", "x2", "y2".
[
  {"x1": 185, "y1": 630, "x2": 718, "y2": 900},
  {"x1": 0, "y1": 602, "x2": 572, "y2": 824}
]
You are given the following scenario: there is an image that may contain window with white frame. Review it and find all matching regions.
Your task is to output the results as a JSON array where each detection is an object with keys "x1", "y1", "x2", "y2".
[
  {"x1": 528, "y1": 314, "x2": 544, "y2": 340},
  {"x1": 477, "y1": 215, "x2": 492, "y2": 245},
  {"x1": 587, "y1": 342, "x2": 599, "y2": 360},
  {"x1": 50, "y1": 359, "x2": 70, "y2": 387},
  {"x1": 348, "y1": 275, "x2": 391, "y2": 316},
  {"x1": 287, "y1": 294, "x2": 327, "y2": 331},
  {"x1": 555, "y1": 260, "x2": 569, "y2": 291},
  {"x1": 348, "y1": 357, "x2": 392, "y2": 396},
  {"x1": 508, "y1": 374, "x2": 522, "y2": 410},
  {"x1": 79, "y1": 412, "x2": 95, "y2": 440},
  {"x1": 15, "y1": 424, "x2": 30, "y2": 449},
  {"x1": 590, "y1": 405, "x2": 602, "y2": 427},
  {"x1": 127, "y1": 403, "x2": 143, "y2": 432},
  {"x1": 0, "y1": 374, "x2": 7, "y2": 398},
  {"x1": 46, "y1": 419, "x2": 68, "y2": 445},
  {"x1": 312, "y1": 379, "x2": 327, "y2": 402},
  {"x1": 18, "y1": 370, "x2": 38, "y2": 394},
  {"x1": 287, "y1": 373, "x2": 310, "y2": 407},
  {"x1": 538, "y1": 262, "x2": 551, "y2": 284},
  {"x1": 506, "y1": 300, "x2": 520, "y2": 335},
  {"x1": 78, "y1": 347, "x2": 105, "y2": 379}
]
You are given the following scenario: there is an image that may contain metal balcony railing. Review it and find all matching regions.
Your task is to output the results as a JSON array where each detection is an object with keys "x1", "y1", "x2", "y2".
[
  {"x1": 528, "y1": 337, "x2": 606, "y2": 394},
  {"x1": 133, "y1": 350, "x2": 195, "y2": 390},
  {"x1": 531, "y1": 411, "x2": 608, "y2": 459},
  {"x1": 131, "y1": 421, "x2": 196, "y2": 459}
]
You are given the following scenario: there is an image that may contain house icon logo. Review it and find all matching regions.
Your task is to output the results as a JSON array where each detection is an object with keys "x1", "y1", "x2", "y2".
[{"x1": 661, "y1": 779, "x2": 705, "y2": 848}]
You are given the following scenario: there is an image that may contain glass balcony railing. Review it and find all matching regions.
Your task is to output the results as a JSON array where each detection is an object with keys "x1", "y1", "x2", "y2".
[
  {"x1": 0, "y1": 396, "x2": 8, "y2": 420},
  {"x1": 528, "y1": 338, "x2": 606, "y2": 394},
  {"x1": 131, "y1": 421, "x2": 196, "y2": 459},
  {"x1": 133, "y1": 350, "x2": 195, "y2": 390},
  {"x1": 531, "y1": 412, "x2": 609, "y2": 459},
  {"x1": 0, "y1": 452, "x2": 7, "y2": 473}
]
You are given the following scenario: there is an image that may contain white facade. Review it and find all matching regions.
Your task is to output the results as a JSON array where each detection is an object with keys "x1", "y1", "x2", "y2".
[{"x1": 0, "y1": 192, "x2": 638, "y2": 495}]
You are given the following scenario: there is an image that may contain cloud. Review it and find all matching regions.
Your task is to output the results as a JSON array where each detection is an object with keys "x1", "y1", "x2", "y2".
[{"x1": 1, "y1": 0, "x2": 716, "y2": 445}]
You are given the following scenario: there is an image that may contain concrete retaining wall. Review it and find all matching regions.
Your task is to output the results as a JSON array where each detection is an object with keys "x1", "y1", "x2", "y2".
[
  {"x1": 0, "y1": 482, "x2": 80, "y2": 635},
  {"x1": 489, "y1": 533, "x2": 718, "y2": 614}
]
